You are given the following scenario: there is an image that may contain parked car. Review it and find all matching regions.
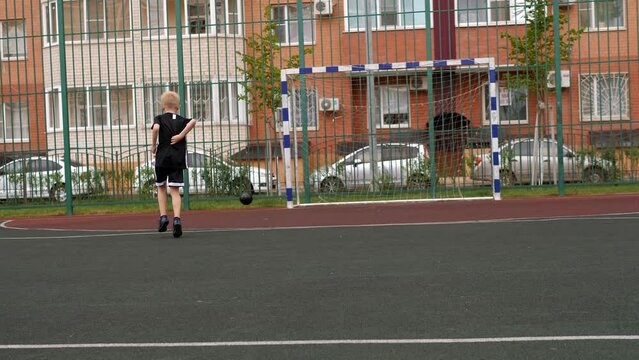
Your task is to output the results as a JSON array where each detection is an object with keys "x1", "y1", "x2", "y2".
[
  {"x1": 471, "y1": 138, "x2": 613, "y2": 185},
  {"x1": 0, "y1": 156, "x2": 105, "y2": 202},
  {"x1": 310, "y1": 143, "x2": 431, "y2": 193},
  {"x1": 134, "y1": 151, "x2": 277, "y2": 196}
]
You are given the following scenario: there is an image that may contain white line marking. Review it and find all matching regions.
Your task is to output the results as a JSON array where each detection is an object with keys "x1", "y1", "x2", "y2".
[
  {"x1": 296, "y1": 196, "x2": 494, "y2": 207},
  {"x1": 2, "y1": 335, "x2": 639, "y2": 349},
  {"x1": 1, "y1": 213, "x2": 638, "y2": 240},
  {"x1": 0, "y1": 220, "x2": 14, "y2": 229},
  {"x1": 0, "y1": 220, "x2": 148, "y2": 232}
]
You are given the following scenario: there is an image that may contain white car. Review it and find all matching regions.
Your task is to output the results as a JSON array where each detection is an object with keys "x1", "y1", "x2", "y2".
[
  {"x1": 310, "y1": 143, "x2": 431, "y2": 193},
  {"x1": 471, "y1": 138, "x2": 614, "y2": 185},
  {"x1": 134, "y1": 151, "x2": 277, "y2": 196},
  {"x1": 0, "y1": 156, "x2": 104, "y2": 202}
]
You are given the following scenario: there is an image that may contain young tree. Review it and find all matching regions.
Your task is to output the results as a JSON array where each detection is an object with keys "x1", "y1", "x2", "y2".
[
  {"x1": 237, "y1": 6, "x2": 311, "y2": 192},
  {"x1": 500, "y1": 0, "x2": 583, "y2": 184}
]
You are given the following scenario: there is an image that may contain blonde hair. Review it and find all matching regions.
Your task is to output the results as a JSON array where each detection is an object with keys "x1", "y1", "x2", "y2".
[{"x1": 160, "y1": 91, "x2": 180, "y2": 110}]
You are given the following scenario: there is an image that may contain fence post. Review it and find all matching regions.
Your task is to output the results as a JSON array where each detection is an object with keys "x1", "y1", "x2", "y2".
[
  {"x1": 175, "y1": 0, "x2": 189, "y2": 210},
  {"x1": 425, "y1": 0, "x2": 435, "y2": 198},
  {"x1": 552, "y1": 2, "x2": 565, "y2": 196},
  {"x1": 296, "y1": 0, "x2": 311, "y2": 204},
  {"x1": 55, "y1": 0, "x2": 73, "y2": 215}
]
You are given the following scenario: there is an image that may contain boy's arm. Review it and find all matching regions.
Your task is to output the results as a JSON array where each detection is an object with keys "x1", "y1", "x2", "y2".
[
  {"x1": 151, "y1": 124, "x2": 160, "y2": 157},
  {"x1": 170, "y1": 119, "x2": 197, "y2": 145}
]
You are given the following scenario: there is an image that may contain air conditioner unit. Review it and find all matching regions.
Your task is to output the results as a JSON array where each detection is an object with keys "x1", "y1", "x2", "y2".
[
  {"x1": 547, "y1": 70, "x2": 571, "y2": 88},
  {"x1": 320, "y1": 97, "x2": 339, "y2": 111},
  {"x1": 314, "y1": 0, "x2": 333, "y2": 16},
  {"x1": 409, "y1": 76, "x2": 428, "y2": 91},
  {"x1": 557, "y1": 0, "x2": 575, "y2": 7}
]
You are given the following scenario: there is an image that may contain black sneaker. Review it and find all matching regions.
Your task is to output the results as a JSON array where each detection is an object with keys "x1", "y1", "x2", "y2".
[
  {"x1": 173, "y1": 217, "x2": 182, "y2": 238},
  {"x1": 158, "y1": 215, "x2": 169, "y2": 232}
]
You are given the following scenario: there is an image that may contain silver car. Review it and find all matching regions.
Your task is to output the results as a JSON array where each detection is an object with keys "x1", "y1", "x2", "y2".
[
  {"x1": 472, "y1": 138, "x2": 612, "y2": 185},
  {"x1": 134, "y1": 151, "x2": 277, "y2": 195},
  {"x1": 0, "y1": 156, "x2": 104, "y2": 202},
  {"x1": 310, "y1": 143, "x2": 430, "y2": 193}
]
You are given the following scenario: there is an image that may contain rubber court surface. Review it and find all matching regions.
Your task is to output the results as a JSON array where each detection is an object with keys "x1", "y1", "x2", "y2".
[{"x1": 1, "y1": 194, "x2": 639, "y2": 359}]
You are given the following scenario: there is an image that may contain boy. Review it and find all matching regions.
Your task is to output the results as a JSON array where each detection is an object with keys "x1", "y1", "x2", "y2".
[{"x1": 151, "y1": 91, "x2": 197, "y2": 238}]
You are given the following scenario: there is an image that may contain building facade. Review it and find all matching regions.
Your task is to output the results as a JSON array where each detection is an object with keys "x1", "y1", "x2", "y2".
[
  {"x1": 40, "y1": 0, "x2": 249, "y2": 166},
  {"x1": 1, "y1": 0, "x2": 46, "y2": 160},
  {"x1": 245, "y1": 0, "x2": 638, "y2": 174}
]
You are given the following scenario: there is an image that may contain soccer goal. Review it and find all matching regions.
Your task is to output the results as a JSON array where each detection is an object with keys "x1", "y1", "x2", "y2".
[{"x1": 280, "y1": 58, "x2": 501, "y2": 209}]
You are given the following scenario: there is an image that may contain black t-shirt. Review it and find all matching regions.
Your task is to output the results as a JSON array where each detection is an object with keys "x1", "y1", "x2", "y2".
[{"x1": 153, "y1": 113, "x2": 190, "y2": 169}]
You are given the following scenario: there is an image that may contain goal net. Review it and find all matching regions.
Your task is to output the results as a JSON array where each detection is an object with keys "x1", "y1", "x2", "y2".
[{"x1": 280, "y1": 59, "x2": 501, "y2": 208}]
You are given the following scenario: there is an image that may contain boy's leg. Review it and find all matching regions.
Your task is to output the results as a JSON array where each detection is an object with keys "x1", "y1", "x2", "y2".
[
  {"x1": 167, "y1": 169, "x2": 184, "y2": 238},
  {"x1": 157, "y1": 184, "x2": 168, "y2": 216},
  {"x1": 169, "y1": 186, "x2": 181, "y2": 218},
  {"x1": 155, "y1": 167, "x2": 169, "y2": 232},
  {"x1": 157, "y1": 184, "x2": 169, "y2": 232},
  {"x1": 170, "y1": 187, "x2": 183, "y2": 238}
]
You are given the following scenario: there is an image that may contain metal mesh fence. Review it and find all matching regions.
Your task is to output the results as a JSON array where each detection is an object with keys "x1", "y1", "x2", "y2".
[{"x1": 1, "y1": 0, "x2": 637, "y2": 213}]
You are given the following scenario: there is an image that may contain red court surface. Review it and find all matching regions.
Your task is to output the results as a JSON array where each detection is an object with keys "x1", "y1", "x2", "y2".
[{"x1": 3, "y1": 193, "x2": 638, "y2": 231}]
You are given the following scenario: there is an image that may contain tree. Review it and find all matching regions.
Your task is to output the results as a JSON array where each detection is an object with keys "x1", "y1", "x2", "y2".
[
  {"x1": 500, "y1": 0, "x2": 583, "y2": 184},
  {"x1": 236, "y1": 6, "x2": 311, "y2": 192}
]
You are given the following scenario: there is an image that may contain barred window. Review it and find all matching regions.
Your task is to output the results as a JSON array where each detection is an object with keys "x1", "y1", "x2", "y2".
[
  {"x1": 580, "y1": 73, "x2": 629, "y2": 121},
  {"x1": 1, "y1": 20, "x2": 26, "y2": 59}
]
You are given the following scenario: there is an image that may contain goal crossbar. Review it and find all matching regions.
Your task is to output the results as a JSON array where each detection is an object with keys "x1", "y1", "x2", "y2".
[{"x1": 280, "y1": 58, "x2": 502, "y2": 209}]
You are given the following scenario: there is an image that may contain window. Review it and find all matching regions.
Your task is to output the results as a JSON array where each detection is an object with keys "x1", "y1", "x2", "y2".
[
  {"x1": 1, "y1": 159, "x2": 25, "y2": 174},
  {"x1": 376, "y1": 86, "x2": 410, "y2": 128},
  {"x1": 109, "y1": 86, "x2": 135, "y2": 126},
  {"x1": 457, "y1": 0, "x2": 526, "y2": 25},
  {"x1": 46, "y1": 89, "x2": 61, "y2": 130},
  {"x1": 188, "y1": 82, "x2": 212, "y2": 121},
  {"x1": 27, "y1": 159, "x2": 62, "y2": 172},
  {"x1": 1, "y1": 20, "x2": 27, "y2": 59},
  {"x1": 188, "y1": 0, "x2": 210, "y2": 34},
  {"x1": 272, "y1": 4, "x2": 314, "y2": 45},
  {"x1": 484, "y1": 82, "x2": 528, "y2": 125},
  {"x1": 289, "y1": 88, "x2": 318, "y2": 130},
  {"x1": 43, "y1": 2, "x2": 59, "y2": 45},
  {"x1": 580, "y1": 73, "x2": 629, "y2": 121},
  {"x1": 347, "y1": 0, "x2": 426, "y2": 30},
  {"x1": 144, "y1": 81, "x2": 246, "y2": 124},
  {"x1": 352, "y1": 146, "x2": 381, "y2": 163},
  {"x1": 216, "y1": 0, "x2": 240, "y2": 35},
  {"x1": 186, "y1": 152, "x2": 211, "y2": 167},
  {"x1": 216, "y1": 81, "x2": 245, "y2": 123},
  {"x1": 217, "y1": 81, "x2": 243, "y2": 123},
  {"x1": 579, "y1": 0, "x2": 624, "y2": 30},
  {"x1": 1, "y1": 102, "x2": 30, "y2": 142},
  {"x1": 141, "y1": 0, "x2": 242, "y2": 36},
  {"x1": 47, "y1": 86, "x2": 134, "y2": 129},
  {"x1": 382, "y1": 144, "x2": 419, "y2": 160},
  {"x1": 509, "y1": 140, "x2": 532, "y2": 156},
  {"x1": 47, "y1": 0, "x2": 130, "y2": 42}
]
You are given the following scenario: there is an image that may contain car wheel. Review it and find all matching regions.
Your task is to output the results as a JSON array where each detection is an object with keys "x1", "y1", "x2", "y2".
[
  {"x1": 583, "y1": 167, "x2": 605, "y2": 184},
  {"x1": 500, "y1": 170, "x2": 516, "y2": 186},
  {"x1": 407, "y1": 173, "x2": 430, "y2": 189},
  {"x1": 319, "y1": 177, "x2": 345, "y2": 193},
  {"x1": 50, "y1": 183, "x2": 67, "y2": 203}
]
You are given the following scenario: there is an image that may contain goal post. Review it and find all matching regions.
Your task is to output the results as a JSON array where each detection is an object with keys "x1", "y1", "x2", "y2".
[{"x1": 280, "y1": 58, "x2": 501, "y2": 209}]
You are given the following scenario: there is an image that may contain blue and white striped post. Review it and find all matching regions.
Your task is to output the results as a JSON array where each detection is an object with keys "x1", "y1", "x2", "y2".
[
  {"x1": 488, "y1": 59, "x2": 501, "y2": 200},
  {"x1": 280, "y1": 57, "x2": 501, "y2": 207},
  {"x1": 281, "y1": 70, "x2": 294, "y2": 209}
]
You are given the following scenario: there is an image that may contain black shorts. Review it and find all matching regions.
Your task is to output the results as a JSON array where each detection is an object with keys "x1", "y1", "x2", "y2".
[{"x1": 155, "y1": 167, "x2": 184, "y2": 187}]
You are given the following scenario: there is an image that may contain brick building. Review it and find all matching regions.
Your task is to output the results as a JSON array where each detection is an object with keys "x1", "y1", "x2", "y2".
[{"x1": 1, "y1": 0, "x2": 46, "y2": 161}]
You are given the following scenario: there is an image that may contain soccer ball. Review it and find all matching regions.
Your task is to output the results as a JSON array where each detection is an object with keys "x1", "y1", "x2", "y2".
[{"x1": 239, "y1": 191, "x2": 253, "y2": 205}]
